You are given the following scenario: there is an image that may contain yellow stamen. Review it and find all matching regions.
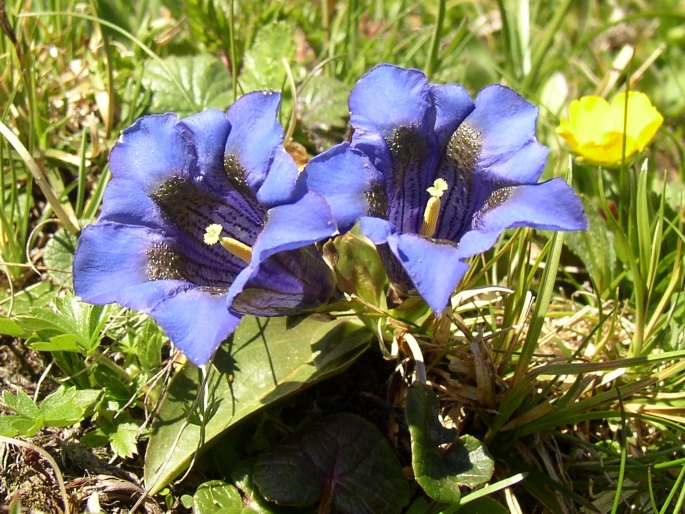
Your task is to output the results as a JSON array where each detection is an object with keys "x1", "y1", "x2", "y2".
[
  {"x1": 204, "y1": 224, "x2": 253, "y2": 264},
  {"x1": 420, "y1": 179, "x2": 448, "y2": 238},
  {"x1": 204, "y1": 224, "x2": 223, "y2": 245}
]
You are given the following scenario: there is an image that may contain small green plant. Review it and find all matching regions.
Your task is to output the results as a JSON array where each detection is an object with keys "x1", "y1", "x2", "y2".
[
  {"x1": 2, "y1": 1, "x2": 685, "y2": 513},
  {"x1": 0, "y1": 386, "x2": 99, "y2": 437}
]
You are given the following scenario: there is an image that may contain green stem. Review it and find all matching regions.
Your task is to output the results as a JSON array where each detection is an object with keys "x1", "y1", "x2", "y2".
[
  {"x1": 523, "y1": 0, "x2": 574, "y2": 91},
  {"x1": 424, "y1": 0, "x2": 446, "y2": 78},
  {"x1": 0, "y1": 120, "x2": 80, "y2": 234},
  {"x1": 511, "y1": 230, "x2": 565, "y2": 386},
  {"x1": 597, "y1": 171, "x2": 645, "y2": 355},
  {"x1": 228, "y1": 0, "x2": 238, "y2": 100}
]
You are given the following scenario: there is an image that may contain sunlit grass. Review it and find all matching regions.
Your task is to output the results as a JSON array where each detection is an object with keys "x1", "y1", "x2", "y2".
[{"x1": 1, "y1": 0, "x2": 685, "y2": 511}]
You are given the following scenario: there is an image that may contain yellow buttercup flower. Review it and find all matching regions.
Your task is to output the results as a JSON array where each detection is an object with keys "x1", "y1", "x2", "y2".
[{"x1": 556, "y1": 91, "x2": 663, "y2": 165}]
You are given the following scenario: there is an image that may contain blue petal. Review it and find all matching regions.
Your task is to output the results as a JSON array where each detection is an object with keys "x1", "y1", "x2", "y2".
[
  {"x1": 252, "y1": 192, "x2": 338, "y2": 263},
  {"x1": 74, "y1": 222, "x2": 241, "y2": 366},
  {"x1": 386, "y1": 233, "x2": 469, "y2": 315},
  {"x1": 429, "y1": 83, "x2": 474, "y2": 148},
  {"x1": 463, "y1": 85, "x2": 549, "y2": 183},
  {"x1": 224, "y1": 91, "x2": 300, "y2": 205},
  {"x1": 149, "y1": 288, "x2": 241, "y2": 365},
  {"x1": 457, "y1": 177, "x2": 588, "y2": 258},
  {"x1": 350, "y1": 65, "x2": 446, "y2": 234},
  {"x1": 109, "y1": 114, "x2": 195, "y2": 192},
  {"x1": 359, "y1": 216, "x2": 394, "y2": 245},
  {"x1": 350, "y1": 64, "x2": 433, "y2": 142},
  {"x1": 97, "y1": 178, "x2": 166, "y2": 229},
  {"x1": 229, "y1": 247, "x2": 337, "y2": 317},
  {"x1": 74, "y1": 222, "x2": 190, "y2": 309},
  {"x1": 304, "y1": 143, "x2": 385, "y2": 233},
  {"x1": 256, "y1": 148, "x2": 305, "y2": 207},
  {"x1": 178, "y1": 109, "x2": 231, "y2": 185}
]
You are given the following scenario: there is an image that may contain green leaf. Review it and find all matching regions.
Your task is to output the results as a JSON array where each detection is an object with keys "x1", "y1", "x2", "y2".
[
  {"x1": 2, "y1": 389, "x2": 39, "y2": 418},
  {"x1": 406, "y1": 383, "x2": 494, "y2": 504},
  {"x1": 239, "y1": 22, "x2": 296, "y2": 92},
  {"x1": 109, "y1": 421, "x2": 139, "y2": 459},
  {"x1": 92, "y1": 363, "x2": 134, "y2": 402},
  {"x1": 253, "y1": 413, "x2": 410, "y2": 514},
  {"x1": 18, "y1": 306, "x2": 78, "y2": 337},
  {"x1": 20, "y1": 293, "x2": 110, "y2": 355},
  {"x1": 0, "y1": 280, "x2": 58, "y2": 314},
  {"x1": 232, "y1": 459, "x2": 288, "y2": 513},
  {"x1": 144, "y1": 315, "x2": 371, "y2": 494},
  {"x1": 0, "y1": 317, "x2": 26, "y2": 337},
  {"x1": 564, "y1": 198, "x2": 616, "y2": 293},
  {"x1": 40, "y1": 387, "x2": 83, "y2": 425},
  {"x1": 40, "y1": 386, "x2": 100, "y2": 426},
  {"x1": 0, "y1": 414, "x2": 42, "y2": 437},
  {"x1": 43, "y1": 227, "x2": 79, "y2": 287},
  {"x1": 136, "y1": 318, "x2": 164, "y2": 369},
  {"x1": 0, "y1": 415, "x2": 28, "y2": 437},
  {"x1": 32, "y1": 333, "x2": 87, "y2": 353},
  {"x1": 142, "y1": 54, "x2": 233, "y2": 116},
  {"x1": 453, "y1": 497, "x2": 509, "y2": 514},
  {"x1": 82, "y1": 412, "x2": 141, "y2": 459},
  {"x1": 333, "y1": 230, "x2": 387, "y2": 304},
  {"x1": 299, "y1": 75, "x2": 349, "y2": 131},
  {"x1": 192, "y1": 481, "x2": 244, "y2": 514}
]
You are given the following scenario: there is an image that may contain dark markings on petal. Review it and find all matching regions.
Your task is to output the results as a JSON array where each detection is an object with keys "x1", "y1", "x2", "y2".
[
  {"x1": 231, "y1": 247, "x2": 338, "y2": 316},
  {"x1": 376, "y1": 243, "x2": 415, "y2": 295},
  {"x1": 224, "y1": 153, "x2": 254, "y2": 199},
  {"x1": 365, "y1": 182, "x2": 388, "y2": 218},
  {"x1": 435, "y1": 122, "x2": 483, "y2": 241},
  {"x1": 446, "y1": 122, "x2": 482, "y2": 173},
  {"x1": 146, "y1": 242, "x2": 230, "y2": 295},
  {"x1": 148, "y1": 176, "x2": 264, "y2": 290},
  {"x1": 385, "y1": 126, "x2": 428, "y2": 233},
  {"x1": 146, "y1": 242, "x2": 185, "y2": 281},
  {"x1": 470, "y1": 185, "x2": 515, "y2": 228},
  {"x1": 151, "y1": 175, "x2": 262, "y2": 242}
]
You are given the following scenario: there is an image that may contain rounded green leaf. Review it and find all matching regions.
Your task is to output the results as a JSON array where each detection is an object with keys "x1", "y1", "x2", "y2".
[
  {"x1": 406, "y1": 383, "x2": 494, "y2": 504},
  {"x1": 193, "y1": 481, "x2": 244, "y2": 514},
  {"x1": 253, "y1": 413, "x2": 410, "y2": 514}
]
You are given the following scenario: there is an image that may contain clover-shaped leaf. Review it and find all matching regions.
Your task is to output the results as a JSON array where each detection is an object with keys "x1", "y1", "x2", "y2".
[
  {"x1": 406, "y1": 383, "x2": 494, "y2": 504},
  {"x1": 253, "y1": 413, "x2": 410, "y2": 514}
]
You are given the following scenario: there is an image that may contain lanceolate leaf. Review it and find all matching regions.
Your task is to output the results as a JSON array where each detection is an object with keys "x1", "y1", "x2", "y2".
[
  {"x1": 406, "y1": 383, "x2": 494, "y2": 504},
  {"x1": 144, "y1": 315, "x2": 371, "y2": 494}
]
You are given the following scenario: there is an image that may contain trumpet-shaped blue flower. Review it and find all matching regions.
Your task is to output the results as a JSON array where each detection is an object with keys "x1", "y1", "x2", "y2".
[
  {"x1": 306, "y1": 64, "x2": 587, "y2": 314},
  {"x1": 74, "y1": 92, "x2": 338, "y2": 365}
]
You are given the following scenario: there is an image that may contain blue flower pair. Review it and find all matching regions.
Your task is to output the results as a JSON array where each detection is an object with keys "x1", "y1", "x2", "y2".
[{"x1": 74, "y1": 64, "x2": 586, "y2": 365}]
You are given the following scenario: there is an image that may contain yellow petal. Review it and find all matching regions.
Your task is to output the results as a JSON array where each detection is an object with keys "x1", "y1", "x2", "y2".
[
  {"x1": 576, "y1": 132, "x2": 626, "y2": 164},
  {"x1": 558, "y1": 90, "x2": 663, "y2": 166},
  {"x1": 610, "y1": 91, "x2": 663, "y2": 152}
]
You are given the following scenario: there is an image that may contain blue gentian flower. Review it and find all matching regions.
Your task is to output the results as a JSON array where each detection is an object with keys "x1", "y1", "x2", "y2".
[
  {"x1": 306, "y1": 64, "x2": 587, "y2": 314},
  {"x1": 74, "y1": 92, "x2": 338, "y2": 365}
]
